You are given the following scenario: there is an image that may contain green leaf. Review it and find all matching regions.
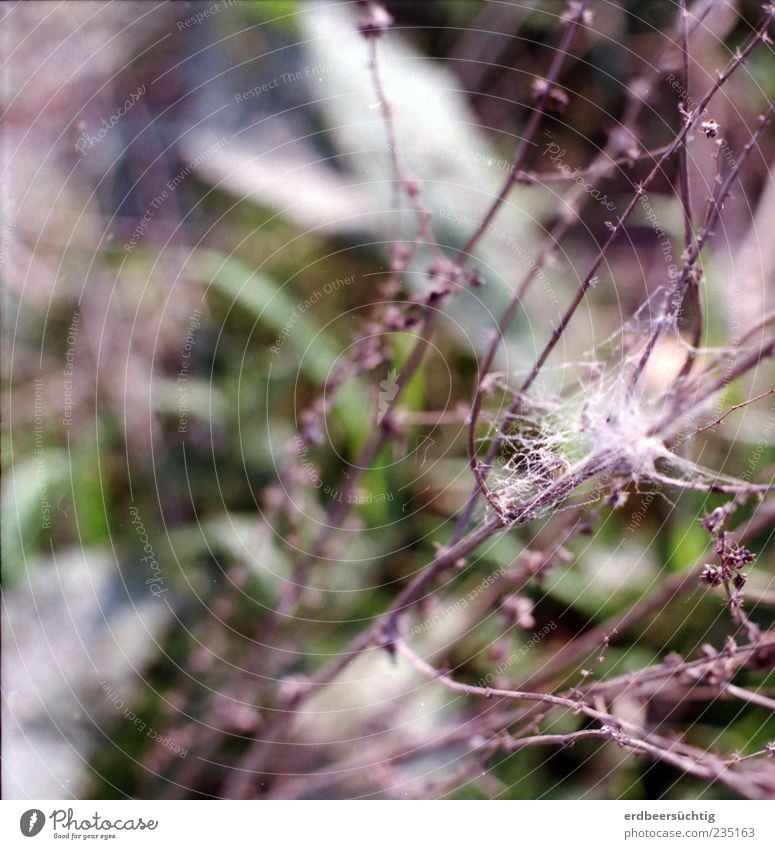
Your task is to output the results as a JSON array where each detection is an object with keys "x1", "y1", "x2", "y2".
[{"x1": 194, "y1": 251, "x2": 338, "y2": 383}]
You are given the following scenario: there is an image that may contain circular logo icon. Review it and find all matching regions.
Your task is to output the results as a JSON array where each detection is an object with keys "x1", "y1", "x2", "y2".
[{"x1": 20, "y1": 810, "x2": 46, "y2": 837}]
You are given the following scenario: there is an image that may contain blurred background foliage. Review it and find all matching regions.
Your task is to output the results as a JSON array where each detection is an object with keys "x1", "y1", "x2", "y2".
[{"x1": 2, "y1": 0, "x2": 774, "y2": 799}]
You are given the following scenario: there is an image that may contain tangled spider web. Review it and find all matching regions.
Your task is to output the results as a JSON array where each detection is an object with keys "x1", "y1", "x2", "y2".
[{"x1": 479, "y1": 297, "x2": 767, "y2": 524}]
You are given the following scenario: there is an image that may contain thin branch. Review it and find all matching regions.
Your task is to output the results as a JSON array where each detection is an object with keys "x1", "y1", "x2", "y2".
[
  {"x1": 451, "y1": 3, "x2": 721, "y2": 541},
  {"x1": 397, "y1": 639, "x2": 770, "y2": 797},
  {"x1": 519, "y1": 143, "x2": 673, "y2": 182},
  {"x1": 517, "y1": 507, "x2": 773, "y2": 693},
  {"x1": 484, "y1": 728, "x2": 615, "y2": 753},
  {"x1": 470, "y1": 26, "x2": 774, "y2": 516},
  {"x1": 582, "y1": 638, "x2": 775, "y2": 696},
  {"x1": 634, "y1": 97, "x2": 775, "y2": 394},
  {"x1": 367, "y1": 35, "x2": 443, "y2": 266},
  {"x1": 721, "y1": 681, "x2": 774, "y2": 712},
  {"x1": 737, "y1": 308, "x2": 775, "y2": 348},
  {"x1": 682, "y1": 335, "x2": 775, "y2": 416},
  {"x1": 222, "y1": 513, "x2": 505, "y2": 797},
  {"x1": 649, "y1": 471, "x2": 773, "y2": 495},
  {"x1": 380, "y1": 514, "x2": 504, "y2": 643},
  {"x1": 672, "y1": 388, "x2": 775, "y2": 446},
  {"x1": 677, "y1": 0, "x2": 695, "y2": 251},
  {"x1": 211, "y1": 3, "x2": 775, "y2": 801},
  {"x1": 676, "y1": 0, "x2": 701, "y2": 379},
  {"x1": 455, "y1": 0, "x2": 590, "y2": 263}
]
